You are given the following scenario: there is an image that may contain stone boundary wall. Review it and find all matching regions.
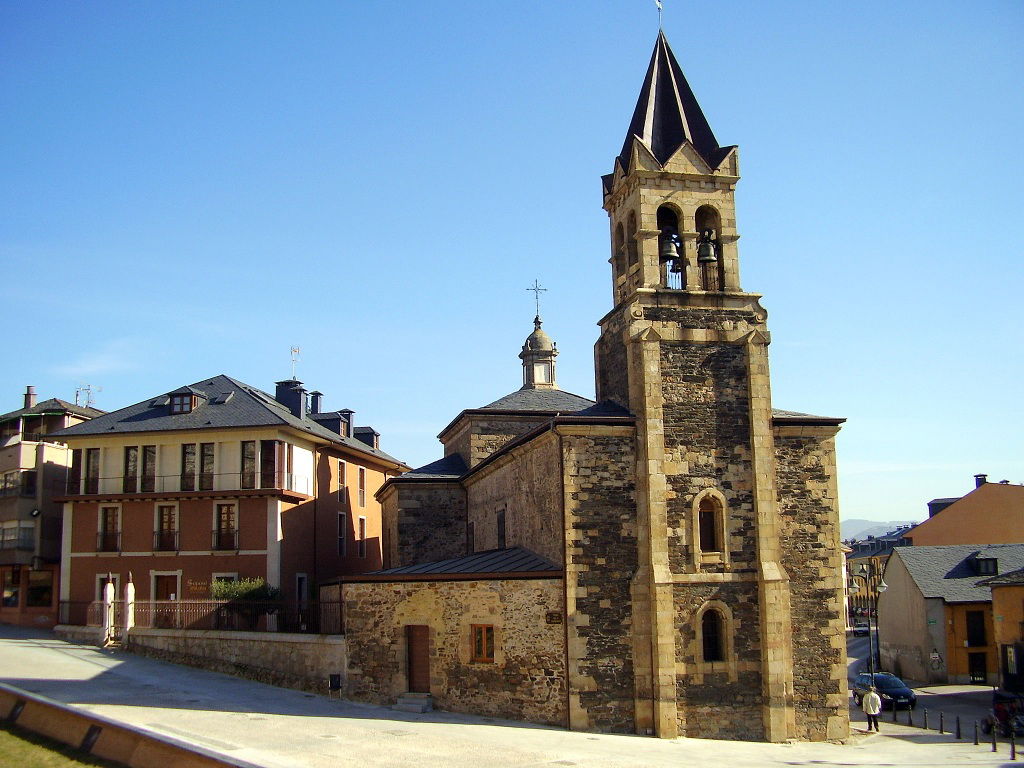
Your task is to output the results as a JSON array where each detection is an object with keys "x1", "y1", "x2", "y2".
[{"x1": 123, "y1": 629, "x2": 347, "y2": 695}]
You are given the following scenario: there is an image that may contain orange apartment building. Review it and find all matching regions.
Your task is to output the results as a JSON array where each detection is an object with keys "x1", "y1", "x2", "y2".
[
  {"x1": 52, "y1": 375, "x2": 407, "y2": 623},
  {"x1": 0, "y1": 387, "x2": 103, "y2": 627},
  {"x1": 906, "y1": 474, "x2": 1024, "y2": 546}
]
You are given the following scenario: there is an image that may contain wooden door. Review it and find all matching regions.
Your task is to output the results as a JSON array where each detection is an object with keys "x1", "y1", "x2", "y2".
[
  {"x1": 406, "y1": 625, "x2": 430, "y2": 693},
  {"x1": 969, "y1": 652, "x2": 988, "y2": 684}
]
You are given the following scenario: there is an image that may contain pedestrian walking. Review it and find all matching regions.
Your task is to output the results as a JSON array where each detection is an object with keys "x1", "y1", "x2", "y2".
[{"x1": 863, "y1": 686, "x2": 882, "y2": 731}]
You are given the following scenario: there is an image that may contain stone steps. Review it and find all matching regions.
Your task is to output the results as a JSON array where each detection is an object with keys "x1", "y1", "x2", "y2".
[{"x1": 392, "y1": 692, "x2": 433, "y2": 713}]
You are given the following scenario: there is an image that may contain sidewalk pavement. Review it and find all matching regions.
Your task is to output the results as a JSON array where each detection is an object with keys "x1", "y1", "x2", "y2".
[{"x1": 0, "y1": 626, "x2": 1014, "y2": 768}]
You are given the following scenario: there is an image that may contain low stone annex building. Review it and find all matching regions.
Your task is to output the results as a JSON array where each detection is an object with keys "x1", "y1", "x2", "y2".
[{"x1": 337, "y1": 32, "x2": 849, "y2": 742}]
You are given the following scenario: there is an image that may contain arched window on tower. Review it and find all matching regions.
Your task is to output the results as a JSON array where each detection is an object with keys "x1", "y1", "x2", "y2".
[
  {"x1": 698, "y1": 496, "x2": 721, "y2": 553},
  {"x1": 695, "y1": 205, "x2": 722, "y2": 291},
  {"x1": 657, "y1": 205, "x2": 684, "y2": 289},
  {"x1": 614, "y1": 223, "x2": 626, "y2": 279},
  {"x1": 626, "y1": 213, "x2": 639, "y2": 268},
  {"x1": 701, "y1": 609, "x2": 725, "y2": 662}
]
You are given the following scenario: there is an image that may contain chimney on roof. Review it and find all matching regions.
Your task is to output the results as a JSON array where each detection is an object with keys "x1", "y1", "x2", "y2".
[
  {"x1": 274, "y1": 379, "x2": 307, "y2": 419},
  {"x1": 309, "y1": 391, "x2": 323, "y2": 415},
  {"x1": 975, "y1": 473, "x2": 988, "y2": 488},
  {"x1": 24, "y1": 386, "x2": 36, "y2": 409}
]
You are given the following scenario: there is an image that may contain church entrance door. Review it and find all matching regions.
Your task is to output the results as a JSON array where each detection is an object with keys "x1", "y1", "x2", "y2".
[{"x1": 406, "y1": 625, "x2": 430, "y2": 693}]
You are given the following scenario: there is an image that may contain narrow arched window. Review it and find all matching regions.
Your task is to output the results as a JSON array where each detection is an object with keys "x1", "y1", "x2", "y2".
[
  {"x1": 698, "y1": 496, "x2": 720, "y2": 552},
  {"x1": 626, "y1": 213, "x2": 639, "y2": 267},
  {"x1": 702, "y1": 610, "x2": 724, "y2": 662},
  {"x1": 614, "y1": 223, "x2": 626, "y2": 277}
]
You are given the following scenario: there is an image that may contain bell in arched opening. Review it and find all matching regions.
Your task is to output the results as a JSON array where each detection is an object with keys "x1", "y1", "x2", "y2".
[{"x1": 657, "y1": 205, "x2": 684, "y2": 288}]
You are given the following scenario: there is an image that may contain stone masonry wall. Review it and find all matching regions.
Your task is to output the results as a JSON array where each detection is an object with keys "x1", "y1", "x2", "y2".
[
  {"x1": 562, "y1": 431, "x2": 637, "y2": 733},
  {"x1": 673, "y1": 583, "x2": 764, "y2": 740},
  {"x1": 774, "y1": 427, "x2": 849, "y2": 741},
  {"x1": 467, "y1": 416, "x2": 550, "y2": 467},
  {"x1": 595, "y1": 313, "x2": 630, "y2": 410},
  {"x1": 386, "y1": 482, "x2": 467, "y2": 567},
  {"x1": 125, "y1": 629, "x2": 347, "y2": 695},
  {"x1": 660, "y1": 338, "x2": 758, "y2": 574},
  {"x1": 465, "y1": 433, "x2": 563, "y2": 565},
  {"x1": 343, "y1": 578, "x2": 566, "y2": 726}
]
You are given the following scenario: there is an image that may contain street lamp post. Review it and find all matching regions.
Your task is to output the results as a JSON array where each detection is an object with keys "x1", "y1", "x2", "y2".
[{"x1": 849, "y1": 563, "x2": 888, "y2": 683}]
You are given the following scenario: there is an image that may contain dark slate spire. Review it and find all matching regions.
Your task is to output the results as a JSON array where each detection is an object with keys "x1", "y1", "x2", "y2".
[{"x1": 617, "y1": 31, "x2": 730, "y2": 171}]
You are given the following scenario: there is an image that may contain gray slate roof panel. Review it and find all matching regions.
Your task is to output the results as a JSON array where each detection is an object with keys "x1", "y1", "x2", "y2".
[
  {"x1": 895, "y1": 544, "x2": 1024, "y2": 603},
  {"x1": 480, "y1": 388, "x2": 596, "y2": 412},
  {"x1": 0, "y1": 398, "x2": 105, "y2": 424},
  {"x1": 50, "y1": 374, "x2": 405, "y2": 465},
  {"x1": 366, "y1": 546, "x2": 560, "y2": 577},
  {"x1": 403, "y1": 454, "x2": 468, "y2": 479}
]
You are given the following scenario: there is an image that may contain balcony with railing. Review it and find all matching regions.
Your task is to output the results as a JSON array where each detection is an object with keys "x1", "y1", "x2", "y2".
[
  {"x1": 153, "y1": 530, "x2": 179, "y2": 552},
  {"x1": 64, "y1": 471, "x2": 312, "y2": 499},
  {"x1": 212, "y1": 528, "x2": 239, "y2": 551},
  {"x1": 96, "y1": 531, "x2": 121, "y2": 553},
  {"x1": 0, "y1": 529, "x2": 35, "y2": 551}
]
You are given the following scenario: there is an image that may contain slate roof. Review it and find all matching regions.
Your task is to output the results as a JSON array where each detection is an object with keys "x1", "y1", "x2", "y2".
[
  {"x1": 894, "y1": 544, "x2": 1024, "y2": 604},
  {"x1": 50, "y1": 374, "x2": 406, "y2": 466},
  {"x1": 616, "y1": 31, "x2": 733, "y2": 173},
  {"x1": 352, "y1": 546, "x2": 561, "y2": 579},
  {"x1": 480, "y1": 388, "x2": 596, "y2": 412},
  {"x1": 979, "y1": 567, "x2": 1024, "y2": 588},
  {"x1": 402, "y1": 454, "x2": 468, "y2": 479},
  {"x1": 0, "y1": 398, "x2": 104, "y2": 424}
]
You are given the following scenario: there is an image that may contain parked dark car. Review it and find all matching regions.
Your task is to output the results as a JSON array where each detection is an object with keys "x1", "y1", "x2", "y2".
[
  {"x1": 851, "y1": 672, "x2": 917, "y2": 710},
  {"x1": 852, "y1": 620, "x2": 870, "y2": 637}
]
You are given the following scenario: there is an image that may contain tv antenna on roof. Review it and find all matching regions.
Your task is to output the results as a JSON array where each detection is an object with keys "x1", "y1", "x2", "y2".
[
  {"x1": 290, "y1": 346, "x2": 301, "y2": 379},
  {"x1": 75, "y1": 384, "x2": 101, "y2": 408}
]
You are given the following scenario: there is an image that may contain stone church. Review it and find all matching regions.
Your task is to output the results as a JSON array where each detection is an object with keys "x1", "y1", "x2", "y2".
[{"x1": 337, "y1": 31, "x2": 848, "y2": 742}]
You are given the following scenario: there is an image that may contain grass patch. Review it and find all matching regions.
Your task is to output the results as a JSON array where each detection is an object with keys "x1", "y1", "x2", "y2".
[{"x1": 0, "y1": 720, "x2": 126, "y2": 767}]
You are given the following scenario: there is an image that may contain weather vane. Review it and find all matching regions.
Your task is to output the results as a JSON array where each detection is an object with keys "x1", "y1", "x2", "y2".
[
  {"x1": 290, "y1": 346, "x2": 301, "y2": 379},
  {"x1": 526, "y1": 279, "x2": 547, "y2": 318},
  {"x1": 655, "y1": 0, "x2": 663, "y2": 27}
]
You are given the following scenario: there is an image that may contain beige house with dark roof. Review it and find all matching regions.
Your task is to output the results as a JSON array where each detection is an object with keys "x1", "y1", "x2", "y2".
[{"x1": 0, "y1": 387, "x2": 103, "y2": 628}]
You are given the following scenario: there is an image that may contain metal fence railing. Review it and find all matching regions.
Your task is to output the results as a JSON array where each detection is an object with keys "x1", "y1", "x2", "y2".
[{"x1": 131, "y1": 600, "x2": 342, "y2": 634}]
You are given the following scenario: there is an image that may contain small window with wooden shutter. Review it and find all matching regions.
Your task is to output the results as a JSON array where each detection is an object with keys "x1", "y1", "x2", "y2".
[{"x1": 470, "y1": 624, "x2": 495, "y2": 663}]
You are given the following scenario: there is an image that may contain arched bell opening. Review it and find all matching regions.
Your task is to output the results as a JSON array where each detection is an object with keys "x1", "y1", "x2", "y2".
[
  {"x1": 695, "y1": 205, "x2": 723, "y2": 291},
  {"x1": 626, "y1": 212, "x2": 639, "y2": 268},
  {"x1": 657, "y1": 205, "x2": 684, "y2": 289}
]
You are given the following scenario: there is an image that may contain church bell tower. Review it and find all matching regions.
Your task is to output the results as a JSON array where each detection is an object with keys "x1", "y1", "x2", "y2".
[{"x1": 596, "y1": 31, "x2": 798, "y2": 741}]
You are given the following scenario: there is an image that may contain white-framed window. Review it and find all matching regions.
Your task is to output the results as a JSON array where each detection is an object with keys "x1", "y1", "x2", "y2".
[
  {"x1": 150, "y1": 570, "x2": 182, "y2": 601},
  {"x1": 338, "y1": 511, "x2": 347, "y2": 557},
  {"x1": 153, "y1": 503, "x2": 179, "y2": 551},
  {"x1": 211, "y1": 572, "x2": 238, "y2": 584},
  {"x1": 97, "y1": 504, "x2": 121, "y2": 553},
  {"x1": 170, "y1": 394, "x2": 193, "y2": 414},
  {"x1": 358, "y1": 467, "x2": 366, "y2": 507},
  {"x1": 338, "y1": 459, "x2": 347, "y2": 502},
  {"x1": 357, "y1": 516, "x2": 366, "y2": 558}
]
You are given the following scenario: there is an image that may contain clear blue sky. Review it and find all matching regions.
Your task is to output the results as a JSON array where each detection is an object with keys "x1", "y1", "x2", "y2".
[{"x1": 2, "y1": 1, "x2": 1021, "y2": 523}]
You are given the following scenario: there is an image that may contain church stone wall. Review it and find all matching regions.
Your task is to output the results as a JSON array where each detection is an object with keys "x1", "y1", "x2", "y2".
[
  {"x1": 673, "y1": 582, "x2": 764, "y2": 740},
  {"x1": 465, "y1": 433, "x2": 563, "y2": 565},
  {"x1": 774, "y1": 425, "x2": 849, "y2": 741},
  {"x1": 561, "y1": 429, "x2": 638, "y2": 733},
  {"x1": 595, "y1": 312, "x2": 630, "y2": 409},
  {"x1": 384, "y1": 482, "x2": 467, "y2": 568},
  {"x1": 659, "y1": 336, "x2": 758, "y2": 574},
  {"x1": 342, "y1": 578, "x2": 566, "y2": 726}
]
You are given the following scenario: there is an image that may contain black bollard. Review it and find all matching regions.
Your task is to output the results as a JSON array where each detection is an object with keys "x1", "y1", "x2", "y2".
[
  {"x1": 923, "y1": 709, "x2": 929, "y2": 730},
  {"x1": 1012, "y1": 730, "x2": 1016, "y2": 761},
  {"x1": 940, "y1": 711, "x2": 944, "y2": 734},
  {"x1": 974, "y1": 721, "x2": 979, "y2": 746},
  {"x1": 956, "y1": 715, "x2": 962, "y2": 740},
  {"x1": 994, "y1": 722, "x2": 998, "y2": 752},
  {"x1": 907, "y1": 706, "x2": 914, "y2": 727},
  {"x1": 893, "y1": 702, "x2": 898, "y2": 722}
]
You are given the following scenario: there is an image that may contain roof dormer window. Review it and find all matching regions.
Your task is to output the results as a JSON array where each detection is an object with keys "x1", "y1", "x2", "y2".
[
  {"x1": 975, "y1": 557, "x2": 998, "y2": 576},
  {"x1": 170, "y1": 394, "x2": 194, "y2": 414}
]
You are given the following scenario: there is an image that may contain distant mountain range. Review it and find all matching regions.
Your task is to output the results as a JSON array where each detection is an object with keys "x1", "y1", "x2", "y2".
[{"x1": 841, "y1": 519, "x2": 920, "y2": 542}]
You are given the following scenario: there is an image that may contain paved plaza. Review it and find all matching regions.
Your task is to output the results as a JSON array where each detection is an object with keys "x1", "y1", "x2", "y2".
[{"x1": 0, "y1": 627, "x2": 1013, "y2": 768}]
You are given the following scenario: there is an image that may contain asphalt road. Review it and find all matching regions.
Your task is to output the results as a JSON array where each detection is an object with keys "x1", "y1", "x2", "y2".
[{"x1": 846, "y1": 633, "x2": 993, "y2": 730}]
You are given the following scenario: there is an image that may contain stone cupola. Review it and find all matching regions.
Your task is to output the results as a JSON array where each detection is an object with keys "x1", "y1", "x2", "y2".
[{"x1": 519, "y1": 316, "x2": 558, "y2": 389}]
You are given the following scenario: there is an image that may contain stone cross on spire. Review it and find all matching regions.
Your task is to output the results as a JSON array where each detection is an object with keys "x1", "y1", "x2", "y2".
[{"x1": 526, "y1": 279, "x2": 547, "y2": 319}]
